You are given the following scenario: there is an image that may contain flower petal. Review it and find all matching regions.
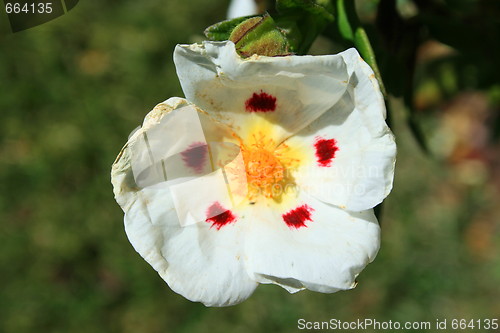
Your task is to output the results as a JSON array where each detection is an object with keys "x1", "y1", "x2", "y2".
[
  {"x1": 244, "y1": 191, "x2": 380, "y2": 293},
  {"x1": 284, "y1": 49, "x2": 396, "y2": 211},
  {"x1": 173, "y1": 41, "x2": 350, "y2": 146},
  {"x1": 126, "y1": 186, "x2": 257, "y2": 306},
  {"x1": 111, "y1": 98, "x2": 258, "y2": 306}
]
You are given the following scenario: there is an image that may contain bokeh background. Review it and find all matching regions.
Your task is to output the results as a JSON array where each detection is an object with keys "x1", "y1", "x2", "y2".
[{"x1": 1, "y1": 0, "x2": 499, "y2": 332}]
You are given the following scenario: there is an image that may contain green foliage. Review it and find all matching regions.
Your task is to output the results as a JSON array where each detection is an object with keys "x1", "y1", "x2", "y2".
[
  {"x1": 207, "y1": 14, "x2": 291, "y2": 57},
  {"x1": 276, "y1": 0, "x2": 334, "y2": 21},
  {"x1": 229, "y1": 14, "x2": 291, "y2": 57},
  {"x1": 274, "y1": 0, "x2": 334, "y2": 54},
  {"x1": 205, "y1": 0, "x2": 334, "y2": 54},
  {"x1": 336, "y1": 0, "x2": 386, "y2": 96},
  {"x1": 205, "y1": 16, "x2": 256, "y2": 41}
]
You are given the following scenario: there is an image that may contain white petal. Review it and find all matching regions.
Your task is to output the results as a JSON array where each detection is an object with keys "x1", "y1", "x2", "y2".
[
  {"x1": 126, "y1": 186, "x2": 257, "y2": 306},
  {"x1": 173, "y1": 41, "x2": 349, "y2": 145},
  {"x1": 284, "y1": 48, "x2": 396, "y2": 211},
  {"x1": 128, "y1": 99, "x2": 208, "y2": 188},
  {"x1": 111, "y1": 98, "x2": 258, "y2": 306},
  {"x1": 244, "y1": 191, "x2": 380, "y2": 292}
]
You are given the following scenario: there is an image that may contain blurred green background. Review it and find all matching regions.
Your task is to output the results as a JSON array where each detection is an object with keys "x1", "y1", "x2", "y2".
[{"x1": 1, "y1": 1, "x2": 499, "y2": 332}]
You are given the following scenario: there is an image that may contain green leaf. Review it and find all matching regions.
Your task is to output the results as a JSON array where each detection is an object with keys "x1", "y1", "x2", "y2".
[
  {"x1": 353, "y1": 27, "x2": 386, "y2": 96},
  {"x1": 336, "y1": 0, "x2": 355, "y2": 41},
  {"x1": 276, "y1": 0, "x2": 334, "y2": 22},
  {"x1": 335, "y1": 0, "x2": 386, "y2": 96},
  {"x1": 274, "y1": 0, "x2": 334, "y2": 54},
  {"x1": 204, "y1": 15, "x2": 259, "y2": 41},
  {"x1": 204, "y1": 1, "x2": 335, "y2": 55}
]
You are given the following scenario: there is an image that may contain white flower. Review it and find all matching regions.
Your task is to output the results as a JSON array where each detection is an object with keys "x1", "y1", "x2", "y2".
[{"x1": 111, "y1": 41, "x2": 396, "y2": 307}]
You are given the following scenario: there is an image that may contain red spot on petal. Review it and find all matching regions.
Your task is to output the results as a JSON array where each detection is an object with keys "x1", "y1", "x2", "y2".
[
  {"x1": 314, "y1": 137, "x2": 339, "y2": 167},
  {"x1": 206, "y1": 202, "x2": 237, "y2": 230},
  {"x1": 245, "y1": 91, "x2": 277, "y2": 112},
  {"x1": 181, "y1": 142, "x2": 208, "y2": 173},
  {"x1": 282, "y1": 204, "x2": 314, "y2": 229}
]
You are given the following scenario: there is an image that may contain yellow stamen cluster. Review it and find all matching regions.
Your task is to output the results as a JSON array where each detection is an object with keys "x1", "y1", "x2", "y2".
[
  {"x1": 244, "y1": 148, "x2": 284, "y2": 190},
  {"x1": 226, "y1": 128, "x2": 304, "y2": 202},
  {"x1": 238, "y1": 132, "x2": 286, "y2": 199}
]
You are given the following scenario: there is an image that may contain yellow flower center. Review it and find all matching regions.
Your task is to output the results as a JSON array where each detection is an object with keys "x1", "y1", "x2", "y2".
[
  {"x1": 226, "y1": 124, "x2": 306, "y2": 203},
  {"x1": 244, "y1": 148, "x2": 284, "y2": 192},
  {"x1": 237, "y1": 130, "x2": 300, "y2": 200}
]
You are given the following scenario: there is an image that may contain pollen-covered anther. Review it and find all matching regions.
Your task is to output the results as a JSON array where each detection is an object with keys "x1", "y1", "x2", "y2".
[{"x1": 243, "y1": 148, "x2": 284, "y2": 197}]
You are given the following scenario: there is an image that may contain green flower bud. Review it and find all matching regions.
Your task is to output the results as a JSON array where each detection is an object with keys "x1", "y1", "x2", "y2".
[{"x1": 229, "y1": 14, "x2": 291, "y2": 57}]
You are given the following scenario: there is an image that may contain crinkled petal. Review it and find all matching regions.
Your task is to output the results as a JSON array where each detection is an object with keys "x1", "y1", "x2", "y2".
[
  {"x1": 174, "y1": 41, "x2": 350, "y2": 146},
  {"x1": 111, "y1": 98, "x2": 257, "y2": 306},
  {"x1": 124, "y1": 185, "x2": 257, "y2": 306},
  {"x1": 284, "y1": 49, "x2": 396, "y2": 211},
  {"x1": 244, "y1": 191, "x2": 380, "y2": 293}
]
